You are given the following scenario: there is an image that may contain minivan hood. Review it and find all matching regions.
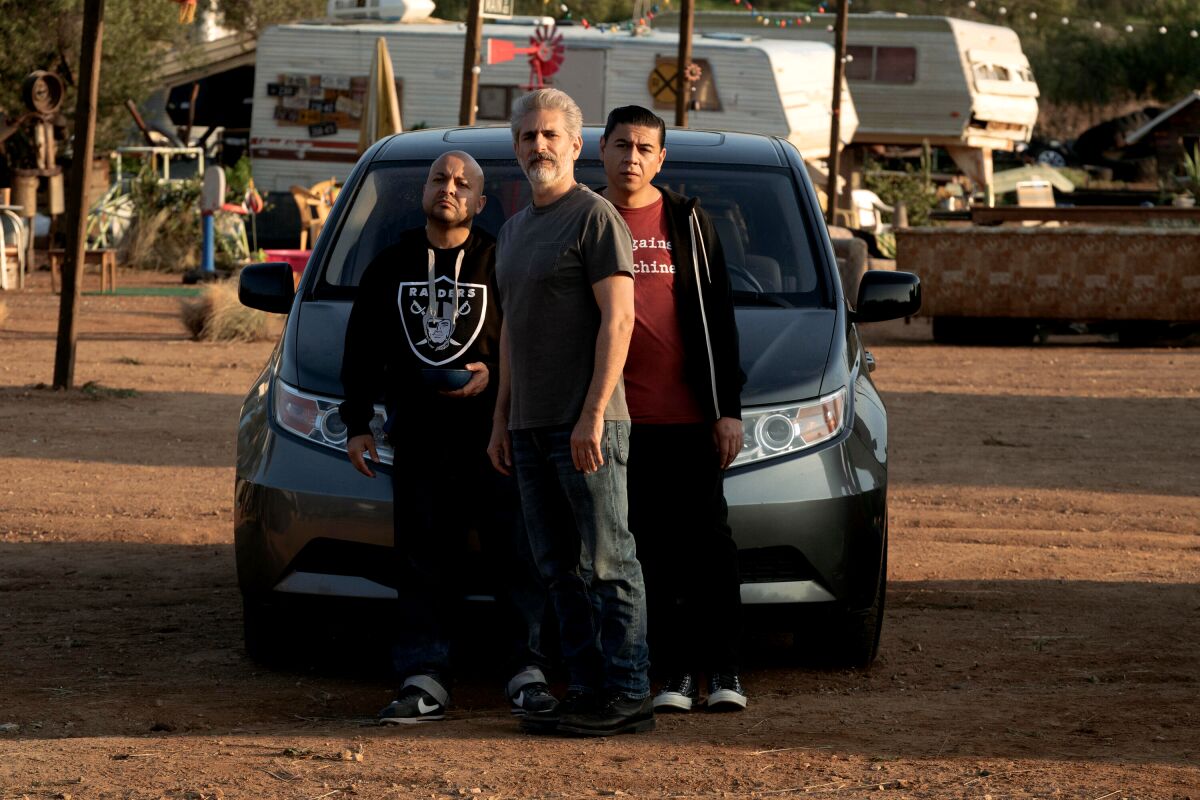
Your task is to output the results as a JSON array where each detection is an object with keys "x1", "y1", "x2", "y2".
[{"x1": 736, "y1": 307, "x2": 836, "y2": 407}]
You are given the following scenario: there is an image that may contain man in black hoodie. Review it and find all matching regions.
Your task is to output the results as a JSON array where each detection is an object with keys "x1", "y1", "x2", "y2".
[
  {"x1": 340, "y1": 151, "x2": 554, "y2": 724},
  {"x1": 599, "y1": 106, "x2": 748, "y2": 712}
]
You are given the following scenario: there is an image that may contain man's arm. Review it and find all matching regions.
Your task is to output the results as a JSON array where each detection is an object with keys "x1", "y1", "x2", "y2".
[
  {"x1": 570, "y1": 273, "x2": 635, "y2": 474},
  {"x1": 487, "y1": 320, "x2": 514, "y2": 476}
]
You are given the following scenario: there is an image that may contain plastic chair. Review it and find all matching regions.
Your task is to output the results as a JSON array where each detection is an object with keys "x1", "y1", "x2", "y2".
[{"x1": 289, "y1": 178, "x2": 338, "y2": 250}]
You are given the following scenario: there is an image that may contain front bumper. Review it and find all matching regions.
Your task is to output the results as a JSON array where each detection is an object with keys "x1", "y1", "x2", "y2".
[{"x1": 236, "y1": 386, "x2": 886, "y2": 613}]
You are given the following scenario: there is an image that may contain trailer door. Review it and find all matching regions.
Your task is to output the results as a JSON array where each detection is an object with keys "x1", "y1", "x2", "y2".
[{"x1": 553, "y1": 48, "x2": 607, "y2": 124}]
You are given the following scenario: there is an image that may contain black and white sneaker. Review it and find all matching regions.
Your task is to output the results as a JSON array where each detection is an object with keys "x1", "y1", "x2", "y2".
[
  {"x1": 653, "y1": 673, "x2": 699, "y2": 712},
  {"x1": 509, "y1": 681, "x2": 559, "y2": 716},
  {"x1": 378, "y1": 684, "x2": 446, "y2": 725},
  {"x1": 706, "y1": 673, "x2": 748, "y2": 712}
]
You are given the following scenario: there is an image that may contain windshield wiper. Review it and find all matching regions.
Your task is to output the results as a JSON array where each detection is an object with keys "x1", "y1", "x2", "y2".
[{"x1": 732, "y1": 291, "x2": 794, "y2": 308}]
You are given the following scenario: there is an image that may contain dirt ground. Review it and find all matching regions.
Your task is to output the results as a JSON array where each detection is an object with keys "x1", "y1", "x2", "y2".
[{"x1": 1, "y1": 271, "x2": 1197, "y2": 800}]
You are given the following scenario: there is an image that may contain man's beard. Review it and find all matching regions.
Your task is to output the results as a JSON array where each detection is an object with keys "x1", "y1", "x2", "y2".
[{"x1": 523, "y1": 154, "x2": 563, "y2": 186}]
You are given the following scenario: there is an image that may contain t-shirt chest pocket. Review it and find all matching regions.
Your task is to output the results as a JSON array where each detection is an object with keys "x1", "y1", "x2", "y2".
[{"x1": 529, "y1": 241, "x2": 569, "y2": 281}]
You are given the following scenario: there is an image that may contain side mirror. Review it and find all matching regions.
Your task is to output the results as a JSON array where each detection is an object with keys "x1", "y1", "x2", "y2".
[
  {"x1": 853, "y1": 270, "x2": 921, "y2": 323},
  {"x1": 239, "y1": 262, "x2": 296, "y2": 314}
]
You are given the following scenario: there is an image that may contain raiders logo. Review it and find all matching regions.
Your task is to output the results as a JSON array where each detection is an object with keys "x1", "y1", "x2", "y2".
[{"x1": 398, "y1": 276, "x2": 488, "y2": 366}]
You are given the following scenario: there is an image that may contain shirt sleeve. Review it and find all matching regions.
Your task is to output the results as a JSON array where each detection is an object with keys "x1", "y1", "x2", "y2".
[
  {"x1": 338, "y1": 257, "x2": 390, "y2": 439},
  {"x1": 581, "y1": 201, "x2": 635, "y2": 285}
]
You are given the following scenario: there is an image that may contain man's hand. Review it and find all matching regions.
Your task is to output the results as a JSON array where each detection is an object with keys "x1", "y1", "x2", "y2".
[
  {"x1": 713, "y1": 416, "x2": 744, "y2": 470},
  {"x1": 347, "y1": 433, "x2": 379, "y2": 478},
  {"x1": 571, "y1": 411, "x2": 605, "y2": 474},
  {"x1": 487, "y1": 418, "x2": 513, "y2": 476},
  {"x1": 440, "y1": 361, "x2": 489, "y2": 398}
]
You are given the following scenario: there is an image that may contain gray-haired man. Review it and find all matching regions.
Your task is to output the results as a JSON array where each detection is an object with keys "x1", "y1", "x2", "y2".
[{"x1": 487, "y1": 89, "x2": 652, "y2": 736}]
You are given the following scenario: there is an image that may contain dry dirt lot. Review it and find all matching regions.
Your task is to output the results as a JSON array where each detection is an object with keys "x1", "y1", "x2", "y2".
[{"x1": 1, "y1": 272, "x2": 1197, "y2": 799}]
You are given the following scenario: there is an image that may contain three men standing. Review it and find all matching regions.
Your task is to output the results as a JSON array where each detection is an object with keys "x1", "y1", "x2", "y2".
[
  {"x1": 488, "y1": 89, "x2": 654, "y2": 736},
  {"x1": 340, "y1": 92, "x2": 745, "y2": 734}
]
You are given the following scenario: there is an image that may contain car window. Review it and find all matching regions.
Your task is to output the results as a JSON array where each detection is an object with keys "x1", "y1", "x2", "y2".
[{"x1": 320, "y1": 160, "x2": 824, "y2": 305}]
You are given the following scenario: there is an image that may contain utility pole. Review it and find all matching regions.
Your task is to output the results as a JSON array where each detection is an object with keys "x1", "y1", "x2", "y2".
[
  {"x1": 674, "y1": 0, "x2": 695, "y2": 127},
  {"x1": 825, "y1": 0, "x2": 849, "y2": 225},
  {"x1": 53, "y1": 0, "x2": 105, "y2": 389},
  {"x1": 459, "y1": 0, "x2": 484, "y2": 126}
]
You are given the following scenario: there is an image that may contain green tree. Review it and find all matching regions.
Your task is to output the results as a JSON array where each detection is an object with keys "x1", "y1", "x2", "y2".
[
  {"x1": 0, "y1": 0, "x2": 186, "y2": 163},
  {"x1": 216, "y1": 0, "x2": 325, "y2": 34}
]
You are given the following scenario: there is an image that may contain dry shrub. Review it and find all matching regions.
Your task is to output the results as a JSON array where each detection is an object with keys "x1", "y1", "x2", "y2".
[
  {"x1": 180, "y1": 278, "x2": 269, "y2": 342},
  {"x1": 121, "y1": 207, "x2": 200, "y2": 273}
]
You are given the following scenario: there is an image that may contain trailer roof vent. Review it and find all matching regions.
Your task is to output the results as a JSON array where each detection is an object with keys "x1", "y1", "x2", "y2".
[
  {"x1": 326, "y1": 0, "x2": 435, "y2": 22},
  {"x1": 702, "y1": 32, "x2": 759, "y2": 42}
]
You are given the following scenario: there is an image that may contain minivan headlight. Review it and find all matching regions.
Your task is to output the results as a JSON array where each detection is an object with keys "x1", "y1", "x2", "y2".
[
  {"x1": 272, "y1": 377, "x2": 394, "y2": 465},
  {"x1": 731, "y1": 386, "x2": 847, "y2": 468}
]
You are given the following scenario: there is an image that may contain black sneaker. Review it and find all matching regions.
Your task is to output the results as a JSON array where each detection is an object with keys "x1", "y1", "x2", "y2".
[
  {"x1": 706, "y1": 673, "x2": 748, "y2": 712},
  {"x1": 653, "y1": 673, "x2": 699, "y2": 712},
  {"x1": 378, "y1": 684, "x2": 446, "y2": 725},
  {"x1": 558, "y1": 692, "x2": 655, "y2": 737},
  {"x1": 509, "y1": 681, "x2": 559, "y2": 717},
  {"x1": 519, "y1": 688, "x2": 593, "y2": 734}
]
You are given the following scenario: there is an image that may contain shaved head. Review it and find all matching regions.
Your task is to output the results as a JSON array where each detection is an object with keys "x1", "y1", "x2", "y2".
[
  {"x1": 428, "y1": 150, "x2": 484, "y2": 193},
  {"x1": 422, "y1": 150, "x2": 487, "y2": 233}
]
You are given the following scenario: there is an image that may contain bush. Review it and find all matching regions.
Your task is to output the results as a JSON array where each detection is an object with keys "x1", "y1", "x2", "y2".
[
  {"x1": 120, "y1": 168, "x2": 201, "y2": 272},
  {"x1": 862, "y1": 154, "x2": 939, "y2": 228},
  {"x1": 180, "y1": 277, "x2": 270, "y2": 342}
]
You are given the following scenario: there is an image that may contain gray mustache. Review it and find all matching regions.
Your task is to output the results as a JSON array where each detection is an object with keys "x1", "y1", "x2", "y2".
[{"x1": 528, "y1": 154, "x2": 557, "y2": 167}]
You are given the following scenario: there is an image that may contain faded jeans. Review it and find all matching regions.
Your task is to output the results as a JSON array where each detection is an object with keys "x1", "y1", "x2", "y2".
[{"x1": 511, "y1": 420, "x2": 650, "y2": 699}]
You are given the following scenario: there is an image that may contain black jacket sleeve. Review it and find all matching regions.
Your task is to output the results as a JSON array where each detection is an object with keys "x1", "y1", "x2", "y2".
[
  {"x1": 339, "y1": 260, "x2": 392, "y2": 439},
  {"x1": 694, "y1": 205, "x2": 746, "y2": 420}
]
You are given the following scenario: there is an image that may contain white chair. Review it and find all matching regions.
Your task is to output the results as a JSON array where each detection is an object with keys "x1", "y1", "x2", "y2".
[{"x1": 0, "y1": 209, "x2": 26, "y2": 290}]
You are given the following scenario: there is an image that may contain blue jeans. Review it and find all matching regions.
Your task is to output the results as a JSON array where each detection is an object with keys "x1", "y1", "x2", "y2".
[{"x1": 511, "y1": 421, "x2": 650, "y2": 699}]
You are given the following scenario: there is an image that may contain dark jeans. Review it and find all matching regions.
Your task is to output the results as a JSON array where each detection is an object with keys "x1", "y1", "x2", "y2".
[
  {"x1": 628, "y1": 422, "x2": 742, "y2": 676},
  {"x1": 389, "y1": 413, "x2": 546, "y2": 693},
  {"x1": 511, "y1": 421, "x2": 650, "y2": 699}
]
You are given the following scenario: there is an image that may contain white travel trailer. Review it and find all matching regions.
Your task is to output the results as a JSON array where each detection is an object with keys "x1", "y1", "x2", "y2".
[
  {"x1": 248, "y1": 16, "x2": 858, "y2": 192},
  {"x1": 661, "y1": 12, "x2": 1039, "y2": 194}
]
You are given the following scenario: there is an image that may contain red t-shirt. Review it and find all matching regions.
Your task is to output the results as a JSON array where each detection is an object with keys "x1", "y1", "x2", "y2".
[{"x1": 615, "y1": 195, "x2": 706, "y2": 424}]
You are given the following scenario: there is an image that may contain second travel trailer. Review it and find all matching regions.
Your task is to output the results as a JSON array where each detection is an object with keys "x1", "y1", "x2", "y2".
[
  {"x1": 247, "y1": 11, "x2": 858, "y2": 193},
  {"x1": 661, "y1": 12, "x2": 1040, "y2": 199}
]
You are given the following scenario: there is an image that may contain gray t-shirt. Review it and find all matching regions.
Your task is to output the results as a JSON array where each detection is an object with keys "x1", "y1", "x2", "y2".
[{"x1": 496, "y1": 184, "x2": 635, "y2": 430}]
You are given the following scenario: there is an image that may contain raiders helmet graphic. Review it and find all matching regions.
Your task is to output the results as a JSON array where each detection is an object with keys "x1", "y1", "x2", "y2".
[{"x1": 399, "y1": 276, "x2": 487, "y2": 366}]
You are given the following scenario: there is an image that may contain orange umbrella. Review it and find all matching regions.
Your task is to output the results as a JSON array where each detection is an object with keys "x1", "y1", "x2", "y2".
[{"x1": 357, "y1": 37, "x2": 403, "y2": 155}]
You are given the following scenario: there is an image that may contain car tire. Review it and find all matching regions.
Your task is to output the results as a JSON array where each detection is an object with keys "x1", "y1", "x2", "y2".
[
  {"x1": 242, "y1": 594, "x2": 292, "y2": 666},
  {"x1": 829, "y1": 534, "x2": 887, "y2": 669},
  {"x1": 1033, "y1": 148, "x2": 1068, "y2": 168}
]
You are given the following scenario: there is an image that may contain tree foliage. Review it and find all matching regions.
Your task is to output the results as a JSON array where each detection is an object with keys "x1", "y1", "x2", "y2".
[{"x1": 0, "y1": 0, "x2": 188, "y2": 158}]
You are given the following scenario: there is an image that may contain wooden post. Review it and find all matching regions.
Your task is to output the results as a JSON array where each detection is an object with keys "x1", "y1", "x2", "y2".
[
  {"x1": 674, "y1": 0, "x2": 695, "y2": 128},
  {"x1": 459, "y1": 0, "x2": 483, "y2": 126},
  {"x1": 53, "y1": 0, "x2": 105, "y2": 389},
  {"x1": 825, "y1": 0, "x2": 849, "y2": 225}
]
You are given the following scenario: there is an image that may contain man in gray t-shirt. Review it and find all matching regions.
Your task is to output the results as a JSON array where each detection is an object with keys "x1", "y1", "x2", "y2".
[{"x1": 488, "y1": 89, "x2": 652, "y2": 737}]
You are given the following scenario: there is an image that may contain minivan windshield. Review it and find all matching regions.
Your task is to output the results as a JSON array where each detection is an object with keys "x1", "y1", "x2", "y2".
[{"x1": 321, "y1": 161, "x2": 825, "y2": 306}]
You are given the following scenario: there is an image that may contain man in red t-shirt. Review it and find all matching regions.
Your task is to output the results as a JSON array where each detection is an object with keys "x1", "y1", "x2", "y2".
[{"x1": 599, "y1": 106, "x2": 747, "y2": 712}]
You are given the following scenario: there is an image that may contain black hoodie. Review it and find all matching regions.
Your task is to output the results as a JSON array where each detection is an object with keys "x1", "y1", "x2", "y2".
[
  {"x1": 339, "y1": 226, "x2": 500, "y2": 439},
  {"x1": 653, "y1": 187, "x2": 745, "y2": 421}
]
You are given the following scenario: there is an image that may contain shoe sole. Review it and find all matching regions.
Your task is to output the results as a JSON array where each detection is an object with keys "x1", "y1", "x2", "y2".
[
  {"x1": 556, "y1": 718, "x2": 656, "y2": 737},
  {"x1": 705, "y1": 690, "x2": 747, "y2": 712},
  {"x1": 379, "y1": 714, "x2": 445, "y2": 724},
  {"x1": 519, "y1": 717, "x2": 560, "y2": 735},
  {"x1": 652, "y1": 694, "x2": 694, "y2": 713}
]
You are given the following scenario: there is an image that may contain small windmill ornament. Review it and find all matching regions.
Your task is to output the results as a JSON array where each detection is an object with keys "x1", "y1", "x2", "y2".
[{"x1": 485, "y1": 24, "x2": 567, "y2": 89}]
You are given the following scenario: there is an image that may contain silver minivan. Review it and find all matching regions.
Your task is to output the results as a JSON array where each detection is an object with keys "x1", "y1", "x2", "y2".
[{"x1": 236, "y1": 126, "x2": 920, "y2": 668}]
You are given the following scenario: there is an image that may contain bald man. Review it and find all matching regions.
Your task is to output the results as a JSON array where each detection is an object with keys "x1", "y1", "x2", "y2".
[{"x1": 340, "y1": 152, "x2": 554, "y2": 724}]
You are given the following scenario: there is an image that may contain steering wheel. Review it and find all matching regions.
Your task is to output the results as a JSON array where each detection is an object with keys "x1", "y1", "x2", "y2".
[{"x1": 727, "y1": 262, "x2": 764, "y2": 293}]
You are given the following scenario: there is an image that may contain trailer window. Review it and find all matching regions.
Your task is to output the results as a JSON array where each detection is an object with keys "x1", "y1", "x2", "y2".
[
  {"x1": 846, "y1": 46, "x2": 874, "y2": 81},
  {"x1": 478, "y1": 85, "x2": 522, "y2": 121},
  {"x1": 844, "y1": 45, "x2": 916, "y2": 84},
  {"x1": 874, "y1": 47, "x2": 917, "y2": 84},
  {"x1": 319, "y1": 161, "x2": 823, "y2": 306}
]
